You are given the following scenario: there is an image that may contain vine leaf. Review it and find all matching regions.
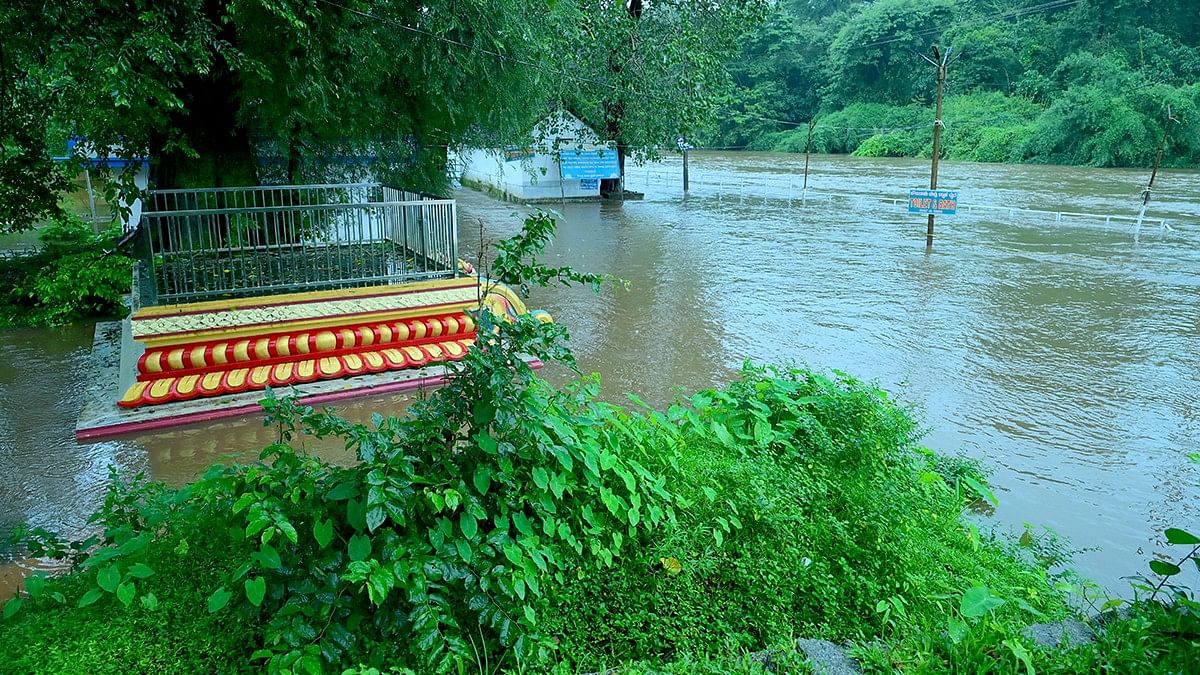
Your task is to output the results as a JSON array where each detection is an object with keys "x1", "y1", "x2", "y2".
[
  {"x1": 1164, "y1": 528, "x2": 1199, "y2": 545},
  {"x1": 207, "y1": 586, "x2": 232, "y2": 613},
  {"x1": 245, "y1": 577, "x2": 266, "y2": 607},
  {"x1": 348, "y1": 534, "x2": 372, "y2": 562},
  {"x1": 116, "y1": 581, "x2": 136, "y2": 607},
  {"x1": 77, "y1": 588, "x2": 103, "y2": 608},
  {"x1": 1149, "y1": 559, "x2": 1181, "y2": 577},
  {"x1": 960, "y1": 585, "x2": 1005, "y2": 618},
  {"x1": 97, "y1": 565, "x2": 121, "y2": 593}
]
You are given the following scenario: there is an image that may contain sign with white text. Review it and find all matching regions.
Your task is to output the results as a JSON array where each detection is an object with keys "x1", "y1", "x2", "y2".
[
  {"x1": 558, "y1": 147, "x2": 621, "y2": 180},
  {"x1": 908, "y1": 189, "x2": 959, "y2": 215}
]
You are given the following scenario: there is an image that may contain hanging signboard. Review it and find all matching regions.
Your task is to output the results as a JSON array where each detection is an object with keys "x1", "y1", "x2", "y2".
[
  {"x1": 558, "y1": 147, "x2": 621, "y2": 180},
  {"x1": 908, "y1": 189, "x2": 959, "y2": 215}
]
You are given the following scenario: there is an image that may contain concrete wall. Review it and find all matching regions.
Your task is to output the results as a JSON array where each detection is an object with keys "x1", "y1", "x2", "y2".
[{"x1": 455, "y1": 112, "x2": 606, "y2": 202}]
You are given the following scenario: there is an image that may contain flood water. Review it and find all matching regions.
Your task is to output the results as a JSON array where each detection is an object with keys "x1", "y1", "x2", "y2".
[{"x1": 2, "y1": 152, "x2": 1198, "y2": 595}]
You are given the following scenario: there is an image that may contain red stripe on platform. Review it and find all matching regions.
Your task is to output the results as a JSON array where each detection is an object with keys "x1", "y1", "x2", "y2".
[{"x1": 76, "y1": 360, "x2": 543, "y2": 442}]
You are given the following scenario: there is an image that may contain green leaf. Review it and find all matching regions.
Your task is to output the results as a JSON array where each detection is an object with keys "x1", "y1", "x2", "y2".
[
  {"x1": 460, "y1": 512, "x2": 479, "y2": 540},
  {"x1": 961, "y1": 475, "x2": 999, "y2": 507},
  {"x1": 207, "y1": 586, "x2": 232, "y2": 613},
  {"x1": 456, "y1": 539, "x2": 473, "y2": 563},
  {"x1": 366, "y1": 506, "x2": 386, "y2": 532},
  {"x1": 232, "y1": 492, "x2": 255, "y2": 514},
  {"x1": 477, "y1": 433, "x2": 498, "y2": 453},
  {"x1": 710, "y1": 421, "x2": 735, "y2": 448},
  {"x1": 116, "y1": 581, "x2": 136, "y2": 607},
  {"x1": 126, "y1": 563, "x2": 155, "y2": 579},
  {"x1": 313, "y1": 519, "x2": 334, "y2": 549},
  {"x1": 23, "y1": 574, "x2": 45, "y2": 599},
  {"x1": 1003, "y1": 639, "x2": 1035, "y2": 675},
  {"x1": 1150, "y1": 559, "x2": 1182, "y2": 576},
  {"x1": 326, "y1": 481, "x2": 357, "y2": 501},
  {"x1": 960, "y1": 585, "x2": 1005, "y2": 618},
  {"x1": 947, "y1": 616, "x2": 968, "y2": 644},
  {"x1": 140, "y1": 592, "x2": 159, "y2": 610},
  {"x1": 513, "y1": 511, "x2": 534, "y2": 537},
  {"x1": 97, "y1": 565, "x2": 121, "y2": 593},
  {"x1": 348, "y1": 534, "x2": 372, "y2": 562},
  {"x1": 258, "y1": 543, "x2": 282, "y2": 570},
  {"x1": 532, "y1": 467, "x2": 549, "y2": 490},
  {"x1": 523, "y1": 605, "x2": 536, "y2": 624},
  {"x1": 504, "y1": 544, "x2": 523, "y2": 566},
  {"x1": 2, "y1": 598, "x2": 22, "y2": 620},
  {"x1": 1165, "y1": 528, "x2": 1200, "y2": 545},
  {"x1": 77, "y1": 588, "x2": 103, "y2": 608},
  {"x1": 245, "y1": 577, "x2": 266, "y2": 607},
  {"x1": 278, "y1": 521, "x2": 298, "y2": 544},
  {"x1": 473, "y1": 466, "x2": 493, "y2": 495}
]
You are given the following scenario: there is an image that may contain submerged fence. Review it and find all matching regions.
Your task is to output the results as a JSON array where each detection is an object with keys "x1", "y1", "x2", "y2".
[
  {"x1": 138, "y1": 183, "x2": 458, "y2": 305},
  {"x1": 626, "y1": 167, "x2": 1174, "y2": 232}
]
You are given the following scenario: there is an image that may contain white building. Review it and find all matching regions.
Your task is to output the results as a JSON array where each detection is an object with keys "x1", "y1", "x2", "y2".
[{"x1": 454, "y1": 112, "x2": 620, "y2": 202}]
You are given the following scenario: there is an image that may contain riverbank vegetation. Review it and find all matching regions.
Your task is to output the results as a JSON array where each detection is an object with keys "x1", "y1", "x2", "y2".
[
  {"x1": 2, "y1": 215, "x2": 1196, "y2": 672},
  {"x1": 716, "y1": 0, "x2": 1200, "y2": 168},
  {"x1": 0, "y1": 216, "x2": 131, "y2": 327}
]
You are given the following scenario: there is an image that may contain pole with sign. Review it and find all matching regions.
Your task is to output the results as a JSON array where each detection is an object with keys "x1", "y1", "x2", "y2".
[
  {"x1": 677, "y1": 136, "x2": 693, "y2": 194},
  {"x1": 919, "y1": 46, "x2": 956, "y2": 249}
]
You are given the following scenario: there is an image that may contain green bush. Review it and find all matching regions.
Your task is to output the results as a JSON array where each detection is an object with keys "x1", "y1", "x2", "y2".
[
  {"x1": 0, "y1": 216, "x2": 132, "y2": 326},
  {"x1": 538, "y1": 366, "x2": 1068, "y2": 670},
  {"x1": 0, "y1": 505, "x2": 257, "y2": 674},
  {"x1": 2, "y1": 214, "x2": 1195, "y2": 673}
]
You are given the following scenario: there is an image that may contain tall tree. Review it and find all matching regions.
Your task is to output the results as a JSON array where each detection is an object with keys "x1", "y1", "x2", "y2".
[
  {"x1": 559, "y1": 0, "x2": 765, "y2": 193},
  {"x1": 0, "y1": 0, "x2": 560, "y2": 230}
]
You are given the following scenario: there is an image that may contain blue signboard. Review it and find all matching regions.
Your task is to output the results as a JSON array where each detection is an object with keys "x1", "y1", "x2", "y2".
[
  {"x1": 908, "y1": 189, "x2": 959, "y2": 215},
  {"x1": 558, "y1": 147, "x2": 621, "y2": 180}
]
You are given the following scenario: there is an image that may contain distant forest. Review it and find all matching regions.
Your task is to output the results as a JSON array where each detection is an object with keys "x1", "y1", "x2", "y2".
[{"x1": 711, "y1": 0, "x2": 1200, "y2": 168}]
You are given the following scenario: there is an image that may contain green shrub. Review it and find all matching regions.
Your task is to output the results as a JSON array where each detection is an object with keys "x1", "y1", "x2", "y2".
[
  {"x1": 538, "y1": 366, "x2": 1069, "y2": 670},
  {"x1": 0, "y1": 215, "x2": 132, "y2": 326}
]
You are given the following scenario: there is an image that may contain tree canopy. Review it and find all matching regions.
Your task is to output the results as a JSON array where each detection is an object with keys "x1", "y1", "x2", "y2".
[
  {"x1": 1, "y1": 0, "x2": 759, "y2": 231},
  {"x1": 715, "y1": 0, "x2": 1200, "y2": 168}
]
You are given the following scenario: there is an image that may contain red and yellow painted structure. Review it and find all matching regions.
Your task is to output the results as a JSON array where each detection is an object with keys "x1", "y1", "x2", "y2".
[{"x1": 118, "y1": 275, "x2": 547, "y2": 409}]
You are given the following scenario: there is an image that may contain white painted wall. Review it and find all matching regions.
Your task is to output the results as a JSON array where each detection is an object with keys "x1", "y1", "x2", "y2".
[{"x1": 454, "y1": 112, "x2": 609, "y2": 201}]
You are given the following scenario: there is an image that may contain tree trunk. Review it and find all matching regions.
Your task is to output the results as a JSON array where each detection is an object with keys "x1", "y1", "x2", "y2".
[{"x1": 599, "y1": 0, "x2": 643, "y2": 196}]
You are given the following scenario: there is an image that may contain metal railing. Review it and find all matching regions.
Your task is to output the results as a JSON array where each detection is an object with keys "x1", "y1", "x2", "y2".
[{"x1": 138, "y1": 183, "x2": 457, "y2": 305}]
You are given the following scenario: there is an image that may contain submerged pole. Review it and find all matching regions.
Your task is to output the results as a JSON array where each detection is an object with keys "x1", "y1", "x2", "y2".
[
  {"x1": 1134, "y1": 105, "x2": 1176, "y2": 242},
  {"x1": 925, "y1": 47, "x2": 951, "y2": 251}
]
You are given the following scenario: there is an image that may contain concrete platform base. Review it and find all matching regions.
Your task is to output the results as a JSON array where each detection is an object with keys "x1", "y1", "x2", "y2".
[{"x1": 76, "y1": 321, "x2": 539, "y2": 442}]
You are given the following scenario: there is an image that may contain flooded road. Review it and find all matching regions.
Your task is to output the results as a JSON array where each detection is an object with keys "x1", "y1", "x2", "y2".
[{"x1": 2, "y1": 152, "x2": 1198, "y2": 593}]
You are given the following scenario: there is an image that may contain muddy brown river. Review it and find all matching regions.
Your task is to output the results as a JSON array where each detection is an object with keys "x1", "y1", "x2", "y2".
[{"x1": 2, "y1": 152, "x2": 1198, "y2": 595}]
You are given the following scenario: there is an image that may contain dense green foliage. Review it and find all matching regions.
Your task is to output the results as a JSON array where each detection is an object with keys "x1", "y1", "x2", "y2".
[
  {"x1": 717, "y1": 0, "x2": 1200, "y2": 167},
  {"x1": 0, "y1": 0, "x2": 758, "y2": 231},
  {"x1": 0, "y1": 217, "x2": 132, "y2": 326},
  {"x1": 2, "y1": 215, "x2": 1197, "y2": 672}
]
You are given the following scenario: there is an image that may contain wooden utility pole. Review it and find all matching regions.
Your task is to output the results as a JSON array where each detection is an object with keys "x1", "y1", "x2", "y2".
[
  {"x1": 802, "y1": 119, "x2": 816, "y2": 200},
  {"x1": 920, "y1": 46, "x2": 953, "y2": 250},
  {"x1": 1134, "y1": 105, "x2": 1178, "y2": 240}
]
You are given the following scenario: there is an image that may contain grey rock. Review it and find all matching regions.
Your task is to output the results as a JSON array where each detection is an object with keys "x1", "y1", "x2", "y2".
[
  {"x1": 1022, "y1": 617, "x2": 1096, "y2": 649},
  {"x1": 795, "y1": 638, "x2": 861, "y2": 675}
]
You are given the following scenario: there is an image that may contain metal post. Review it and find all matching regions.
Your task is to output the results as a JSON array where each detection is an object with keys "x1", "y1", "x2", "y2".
[
  {"x1": 682, "y1": 148, "x2": 689, "y2": 194},
  {"x1": 802, "y1": 119, "x2": 815, "y2": 205}
]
